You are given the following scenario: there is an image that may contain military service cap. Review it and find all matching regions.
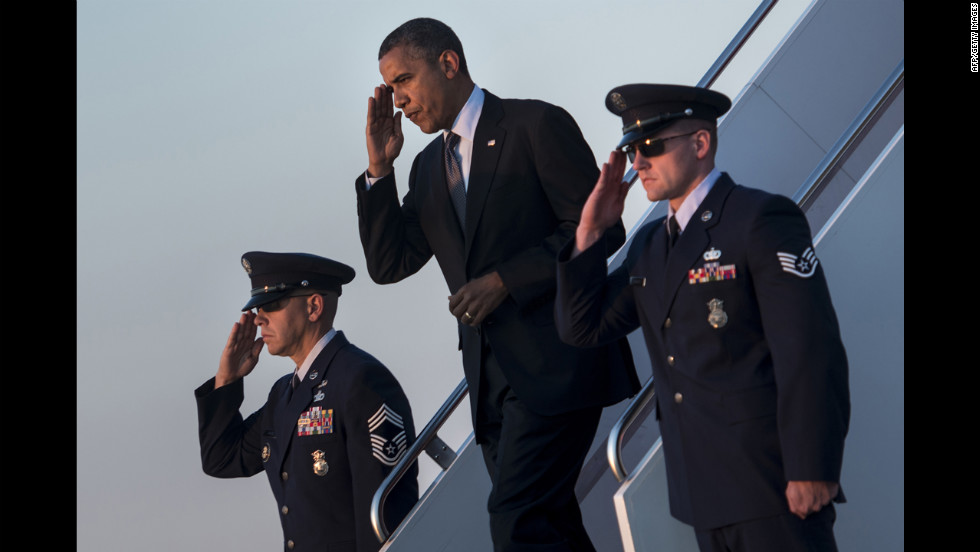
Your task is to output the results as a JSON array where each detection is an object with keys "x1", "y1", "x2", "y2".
[
  {"x1": 606, "y1": 84, "x2": 731, "y2": 149},
  {"x1": 239, "y1": 251, "x2": 355, "y2": 311}
]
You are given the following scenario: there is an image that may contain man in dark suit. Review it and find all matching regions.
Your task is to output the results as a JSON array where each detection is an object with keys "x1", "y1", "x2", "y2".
[
  {"x1": 194, "y1": 251, "x2": 418, "y2": 552},
  {"x1": 555, "y1": 84, "x2": 850, "y2": 552},
  {"x1": 355, "y1": 18, "x2": 639, "y2": 552}
]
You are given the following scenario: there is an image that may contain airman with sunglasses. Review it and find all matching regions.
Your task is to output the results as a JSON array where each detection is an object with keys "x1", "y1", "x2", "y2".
[
  {"x1": 194, "y1": 251, "x2": 418, "y2": 552},
  {"x1": 555, "y1": 84, "x2": 850, "y2": 552}
]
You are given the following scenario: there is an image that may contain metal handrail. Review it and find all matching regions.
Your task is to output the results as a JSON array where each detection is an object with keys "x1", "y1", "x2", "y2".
[
  {"x1": 698, "y1": 0, "x2": 779, "y2": 90},
  {"x1": 607, "y1": 58, "x2": 904, "y2": 483},
  {"x1": 370, "y1": 378, "x2": 469, "y2": 544},
  {"x1": 607, "y1": 0, "x2": 781, "y2": 482},
  {"x1": 792, "y1": 60, "x2": 904, "y2": 208},
  {"x1": 607, "y1": 377, "x2": 656, "y2": 482}
]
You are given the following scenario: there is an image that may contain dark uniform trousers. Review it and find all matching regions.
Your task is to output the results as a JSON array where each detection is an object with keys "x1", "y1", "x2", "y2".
[
  {"x1": 195, "y1": 332, "x2": 418, "y2": 552},
  {"x1": 556, "y1": 175, "x2": 849, "y2": 552}
]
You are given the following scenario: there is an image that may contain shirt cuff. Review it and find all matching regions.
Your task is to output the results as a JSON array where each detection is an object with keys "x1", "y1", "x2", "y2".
[{"x1": 364, "y1": 170, "x2": 380, "y2": 190}]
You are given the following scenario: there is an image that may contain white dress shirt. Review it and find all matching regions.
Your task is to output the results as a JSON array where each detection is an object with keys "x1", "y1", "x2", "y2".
[
  {"x1": 294, "y1": 327, "x2": 337, "y2": 382},
  {"x1": 667, "y1": 167, "x2": 722, "y2": 233}
]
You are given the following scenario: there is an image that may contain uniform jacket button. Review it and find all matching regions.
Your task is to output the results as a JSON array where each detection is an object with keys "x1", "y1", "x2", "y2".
[
  {"x1": 281, "y1": 471, "x2": 288, "y2": 481},
  {"x1": 287, "y1": 540, "x2": 295, "y2": 549},
  {"x1": 664, "y1": 318, "x2": 672, "y2": 328},
  {"x1": 281, "y1": 505, "x2": 288, "y2": 515},
  {"x1": 674, "y1": 392, "x2": 683, "y2": 403},
  {"x1": 667, "y1": 355, "x2": 675, "y2": 366}
]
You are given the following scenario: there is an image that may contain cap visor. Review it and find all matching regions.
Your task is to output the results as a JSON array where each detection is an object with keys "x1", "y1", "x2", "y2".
[{"x1": 242, "y1": 289, "x2": 292, "y2": 311}]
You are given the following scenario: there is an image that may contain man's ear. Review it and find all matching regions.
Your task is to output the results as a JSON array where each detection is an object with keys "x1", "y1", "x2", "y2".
[
  {"x1": 440, "y1": 50, "x2": 461, "y2": 79},
  {"x1": 307, "y1": 294, "x2": 324, "y2": 321},
  {"x1": 694, "y1": 128, "x2": 712, "y2": 160}
]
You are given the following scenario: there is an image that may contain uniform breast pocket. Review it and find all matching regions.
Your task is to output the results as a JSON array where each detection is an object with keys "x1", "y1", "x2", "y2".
[
  {"x1": 688, "y1": 278, "x2": 745, "y2": 330},
  {"x1": 296, "y1": 432, "x2": 341, "y2": 478}
]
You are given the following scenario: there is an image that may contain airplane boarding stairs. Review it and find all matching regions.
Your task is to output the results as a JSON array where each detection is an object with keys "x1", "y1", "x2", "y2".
[{"x1": 374, "y1": 0, "x2": 904, "y2": 549}]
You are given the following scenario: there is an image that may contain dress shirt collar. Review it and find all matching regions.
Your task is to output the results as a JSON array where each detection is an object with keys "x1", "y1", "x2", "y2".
[
  {"x1": 667, "y1": 167, "x2": 722, "y2": 232},
  {"x1": 444, "y1": 84, "x2": 484, "y2": 143},
  {"x1": 295, "y1": 327, "x2": 337, "y2": 383}
]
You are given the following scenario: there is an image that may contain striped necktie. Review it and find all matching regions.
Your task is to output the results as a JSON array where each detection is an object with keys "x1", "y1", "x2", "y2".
[{"x1": 444, "y1": 132, "x2": 466, "y2": 228}]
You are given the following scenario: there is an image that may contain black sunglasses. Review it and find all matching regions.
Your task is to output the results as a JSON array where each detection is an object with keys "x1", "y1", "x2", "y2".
[
  {"x1": 622, "y1": 129, "x2": 707, "y2": 162},
  {"x1": 256, "y1": 297, "x2": 290, "y2": 313}
]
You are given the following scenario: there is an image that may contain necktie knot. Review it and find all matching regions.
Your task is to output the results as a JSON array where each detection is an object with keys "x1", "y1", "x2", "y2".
[
  {"x1": 668, "y1": 216, "x2": 680, "y2": 248},
  {"x1": 446, "y1": 131, "x2": 460, "y2": 150}
]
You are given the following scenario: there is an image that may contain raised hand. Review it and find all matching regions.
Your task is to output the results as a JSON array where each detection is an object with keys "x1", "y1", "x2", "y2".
[
  {"x1": 366, "y1": 84, "x2": 404, "y2": 179},
  {"x1": 215, "y1": 312, "x2": 265, "y2": 389},
  {"x1": 574, "y1": 150, "x2": 630, "y2": 257}
]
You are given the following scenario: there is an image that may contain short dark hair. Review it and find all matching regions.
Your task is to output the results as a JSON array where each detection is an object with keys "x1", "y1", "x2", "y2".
[{"x1": 379, "y1": 18, "x2": 469, "y2": 76}]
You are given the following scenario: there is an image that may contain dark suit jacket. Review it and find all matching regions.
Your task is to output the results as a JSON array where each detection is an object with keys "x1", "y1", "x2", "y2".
[
  {"x1": 556, "y1": 174, "x2": 850, "y2": 530},
  {"x1": 356, "y1": 90, "x2": 639, "y2": 423},
  {"x1": 195, "y1": 332, "x2": 418, "y2": 552}
]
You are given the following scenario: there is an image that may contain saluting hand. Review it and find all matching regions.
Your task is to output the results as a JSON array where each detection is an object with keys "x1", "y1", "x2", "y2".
[
  {"x1": 449, "y1": 272, "x2": 509, "y2": 327},
  {"x1": 366, "y1": 84, "x2": 404, "y2": 179},
  {"x1": 215, "y1": 312, "x2": 265, "y2": 389},
  {"x1": 573, "y1": 150, "x2": 630, "y2": 258}
]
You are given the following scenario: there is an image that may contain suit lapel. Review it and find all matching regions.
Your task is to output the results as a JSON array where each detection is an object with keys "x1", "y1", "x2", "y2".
[
  {"x1": 662, "y1": 175, "x2": 736, "y2": 310},
  {"x1": 464, "y1": 91, "x2": 505, "y2": 255}
]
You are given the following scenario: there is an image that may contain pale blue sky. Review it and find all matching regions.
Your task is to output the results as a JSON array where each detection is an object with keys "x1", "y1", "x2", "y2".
[{"x1": 76, "y1": 1, "x2": 810, "y2": 550}]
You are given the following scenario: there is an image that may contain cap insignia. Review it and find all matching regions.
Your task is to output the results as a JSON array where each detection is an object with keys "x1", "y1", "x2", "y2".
[{"x1": 610, "y1": 92, "x2": 627, "y2": 111}]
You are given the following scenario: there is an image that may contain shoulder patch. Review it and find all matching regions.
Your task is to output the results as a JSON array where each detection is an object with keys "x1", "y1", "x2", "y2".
[
  {"x1": 368, "y1": 403, "x2": 408, "y2": 467},
  {"x1": 777, "y1": 246, "x2": 819, "y2": 278}
]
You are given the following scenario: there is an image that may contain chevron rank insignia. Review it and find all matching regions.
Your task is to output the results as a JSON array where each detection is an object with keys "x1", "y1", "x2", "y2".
[
  {"x1": 297, "y1": 406, "x2": 333, "y2": 436},
  {"x1": 369, "y1": 403, "x2": 408, "y2": 467},
  {"x1": 777, "y1": 246, "x2": 819, "y2": 278}
]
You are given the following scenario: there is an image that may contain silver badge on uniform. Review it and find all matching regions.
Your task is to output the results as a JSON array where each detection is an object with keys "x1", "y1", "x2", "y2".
[
  {"x1": 707, "y1": 298, "x2": 728, "y2": 329},
  {"x1": 703, "y1": 247, "x2": 721, "y2": 261},
  {"x1": 312, "y1": 450, "x2": 329, "y2": 476},
  {"x1": 314, "y1": 390, "x2": 325, "y2": 402},
  {"x1": 262, "y1": 443, "x2": 271, "y2": 462},
  {"x1": 309, "y1": 370, "x2": 318, "y2": 381},
  {"x1": 701, "y1": 210, "x2": 713, "y2": 222}
]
